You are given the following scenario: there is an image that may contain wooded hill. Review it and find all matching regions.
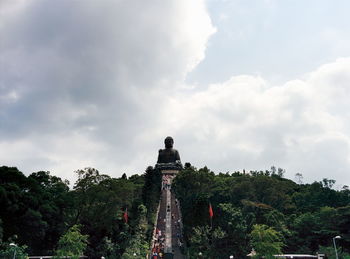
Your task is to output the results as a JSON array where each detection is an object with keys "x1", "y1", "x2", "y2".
[
  {"x1": 0, "y1": 165, "x2": 349, "y2": 258},
  {"x1": 173, "y1": 165, "x2": 350, "y2": 258},
  {"x1": 0, "y1": 166, "x2": 161, "y2": 258}
]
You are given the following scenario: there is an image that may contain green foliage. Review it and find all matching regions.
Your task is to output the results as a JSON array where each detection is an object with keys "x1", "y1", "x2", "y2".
[
  {"x1": 0, "y1": 167, "x2": 70, "y2": 254},
  {"x1": 189, "y1": 225, "x2": 211, "y2": 254},
  {"x1": 215, "y1": 203, "x2": 248, "y2": 257},
  {"x1": 188, "y1": 225, "x2": 227, "y2": 258},
  {"x1": 68, "y1": 167, "x2": 158, "y2": 257},
  {"x1": 0, "y1": 165, "x2": 161, "y2": 257},
  {"x1": 173, "y1": 166, "x2": 350, "y2": 256},
  {"x1": 142, "y1": 167, "x2": 161, "y2": 223},
  {"x1": 2, "y1": 164, "x2": 350, "y2": 257},
  {"x1": 95, "y1": 237, "x2": 120, "y2": 259},
  {"x1": 250, "y1": 224, "x2": 284, "y2": 259},
  {"x1": 0, "y1": 243, "x2": 28, "y2": 259},
  {"x1": 54, "y1": 224, "x2": 88, "y2": 259},
  {"x1": 318, "y1": 245, "x2": 350, "y2": 259},
  {"x1": 121, "y1": 205, "x2": 150, "y2": 259}
]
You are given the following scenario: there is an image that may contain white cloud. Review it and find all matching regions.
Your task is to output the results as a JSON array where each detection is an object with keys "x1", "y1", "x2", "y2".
[
  {"x1": 162, "y1": 58, "x2": 350, "y2": 186},
  {"x1": 1, "y1": 0, "x2": 350, "y2": 188}
]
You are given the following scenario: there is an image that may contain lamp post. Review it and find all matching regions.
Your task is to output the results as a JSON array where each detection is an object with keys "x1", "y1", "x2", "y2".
[
  {"x1": 9, "y1": 243, "x2": 17, "y2": 259},
  {"x1": 198, "y1": 251, "x2": 202, "y2": 258},
  {"x1": 229, "y1": 256, "x2": 234, "y2": 259},
  {"x1": 333, "y1": 235, "x2": 341, "y2": 259}
]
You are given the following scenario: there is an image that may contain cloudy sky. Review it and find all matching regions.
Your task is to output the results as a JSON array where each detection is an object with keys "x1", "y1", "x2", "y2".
[{"x1": 1, "y1": 0, "x2": 350, "y2": 187}]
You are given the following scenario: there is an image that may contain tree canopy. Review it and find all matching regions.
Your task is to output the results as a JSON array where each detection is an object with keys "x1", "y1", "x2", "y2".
[
  {"x1": 1, "y1": 164, "x2": 349, "y2": 258},
  {"x1": 172, "y1": 166, "x2": 350, "y2": 258}
]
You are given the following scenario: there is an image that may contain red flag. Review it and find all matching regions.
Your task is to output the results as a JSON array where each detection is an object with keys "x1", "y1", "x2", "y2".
[
  {"x1": 209, "y1": 203, "x2": 213, "y2": 218},
  {"x1": 123, "y1": 208, "x2": 128, "y2": 224}
]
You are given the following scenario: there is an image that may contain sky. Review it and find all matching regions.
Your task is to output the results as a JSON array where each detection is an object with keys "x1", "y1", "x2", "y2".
[{"x1": 1, "y1": 0, "x2": 350, "y2": 188}]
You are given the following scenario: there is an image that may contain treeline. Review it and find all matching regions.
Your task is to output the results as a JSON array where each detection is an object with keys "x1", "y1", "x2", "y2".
[
  {"x1": 173, "y1": 166, "x2": 350, "y2": 258},
  {"x1": 2, "y1": 164, "x2": 350, "y2": 258},
  {"x1": 0, "y1": 165, "x2": 161, "y2": 258}
]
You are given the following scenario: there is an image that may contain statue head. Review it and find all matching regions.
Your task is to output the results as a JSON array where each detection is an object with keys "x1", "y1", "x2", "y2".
[{"x1": 164, "y1": 136, "x2": 174, "y2": 149}]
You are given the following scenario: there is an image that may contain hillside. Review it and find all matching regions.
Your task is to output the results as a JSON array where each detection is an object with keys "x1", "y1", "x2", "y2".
[
  {"x1": 0, "y1": 165, "x2": 349, "y2": 258},
  {"x1": 173, "y1": 166, "x2": 350, "y2": 258}
]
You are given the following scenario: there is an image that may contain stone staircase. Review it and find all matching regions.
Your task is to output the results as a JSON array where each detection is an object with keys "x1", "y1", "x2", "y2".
[{"x1": 150, "y1": 172, "x2": 185, "y2": 259}]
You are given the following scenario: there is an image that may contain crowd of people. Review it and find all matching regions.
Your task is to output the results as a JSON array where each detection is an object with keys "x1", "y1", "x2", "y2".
[
  {"x1": 162, "y1": 173, "x2": 175, "y2": 190},
  {"x1": 151, "y1": 173, "x2": 184, "y2": 259},
  {"x1": 152, "y1": 228, "x2": 165, "y2": 258}
]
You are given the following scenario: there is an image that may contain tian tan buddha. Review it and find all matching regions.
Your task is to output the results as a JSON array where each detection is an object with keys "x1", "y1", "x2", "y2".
[{"x1": 156, "y1": 136, "x2": 182, "y2": 169}]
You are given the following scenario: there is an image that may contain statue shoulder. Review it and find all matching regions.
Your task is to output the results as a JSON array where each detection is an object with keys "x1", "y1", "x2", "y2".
[{"x1": 158, "y1": 149, "x2": 163, "y2": 153}]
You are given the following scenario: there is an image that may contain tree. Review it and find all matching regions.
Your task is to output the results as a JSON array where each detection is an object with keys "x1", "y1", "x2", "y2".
[
  {"x1": 189, "y1": 225, "x2": 226, "y2": 258},
  {"x1": 215, "y1": 203, "x2": 248, "y2": 258},
  {"x1": 54, "y1": 225, "x2": 88, "y2": 259},
  {"x1": 318, "y1": 245, "x2": 350, "y2": 259},
  {"x1": 142, "y1": 166, "x2": 161, "y2": 223},
  {"x1": 0, "y1": 243, "x2": 28, "y2": 259},
  {"x1": 250, "y1": 224, "x2": 284, "y2": 259},
  {"x1": 121, "y1": 205, "x2": 149, "y2": 259},
  {"x1": 0, "y1": 167, "x2": 71, "y2": 254}
]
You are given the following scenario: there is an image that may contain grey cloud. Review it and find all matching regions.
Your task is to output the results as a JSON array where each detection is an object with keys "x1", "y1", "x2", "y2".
[
  {"x1": 0, "y1": 0, "x2": 215, "y2": 183},
  {"x1": 0, "y1": 0, "x2": 214, "y2": 139}
]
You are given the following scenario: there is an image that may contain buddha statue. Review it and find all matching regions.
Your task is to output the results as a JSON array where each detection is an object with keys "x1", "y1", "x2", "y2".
[{"x1": 156, "y1": 136, "x2": 182, "y2": 169}]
